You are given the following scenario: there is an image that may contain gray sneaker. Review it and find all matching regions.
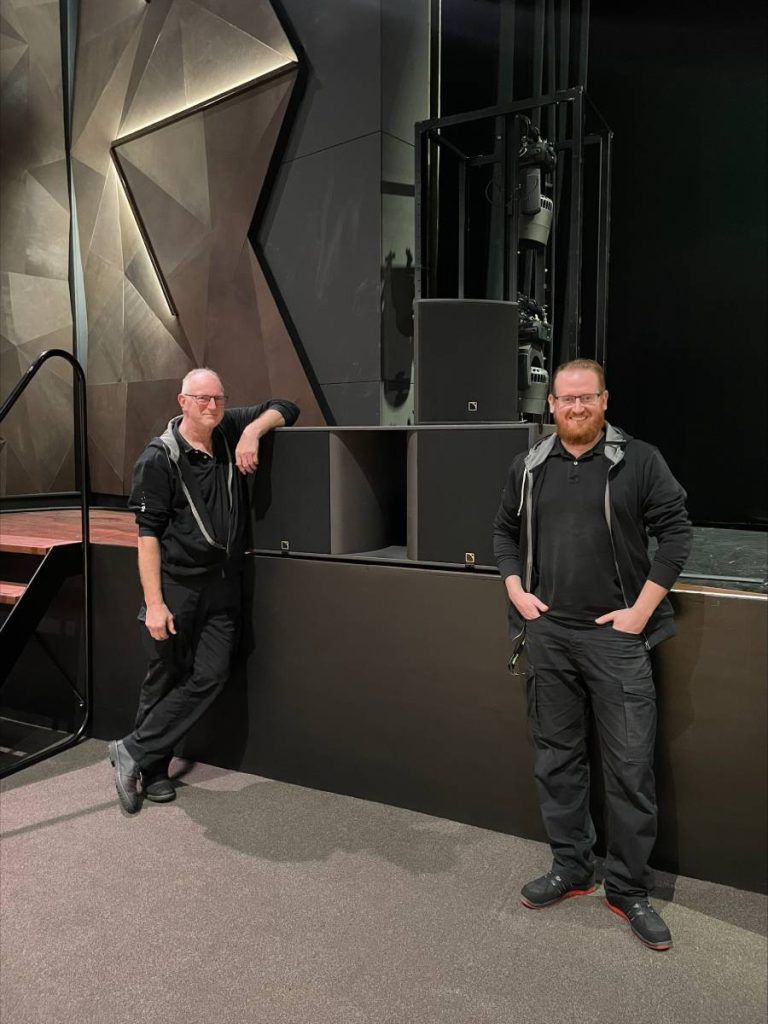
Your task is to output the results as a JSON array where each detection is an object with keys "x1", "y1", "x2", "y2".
[{"x1": 107, "y1": 740, "x2": 141, "y2": 814}]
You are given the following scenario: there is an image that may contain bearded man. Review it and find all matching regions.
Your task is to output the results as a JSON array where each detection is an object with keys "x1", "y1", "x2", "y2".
[{"x1": 493, "y1": 359, "x2": 691, "y2": 950}]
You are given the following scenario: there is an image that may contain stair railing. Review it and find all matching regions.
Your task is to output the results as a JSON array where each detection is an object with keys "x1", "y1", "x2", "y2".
[{"x1": 0, "y1": 349, "x2": 91, "y2": 778}]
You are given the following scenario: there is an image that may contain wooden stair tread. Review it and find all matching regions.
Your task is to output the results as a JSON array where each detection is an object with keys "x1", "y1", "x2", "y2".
[
  {"x1": 0, "y1": 535, "x2": 67, "y2": 555},
  {"x1": 0, "y1": 582, "x2": 26, "y2": 605},
  {"x1": 0, "y1": 511, "x2": 138, "y2": 549}
]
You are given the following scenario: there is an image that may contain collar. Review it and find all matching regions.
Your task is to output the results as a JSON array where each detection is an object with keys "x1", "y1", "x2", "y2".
[
  {"x1": 524, "y1": 422, "x2": 628, "y2": 473},
  {"x1": 550, "y1": 433, "x2": 606, "y2": 461},
  {"x1": 174, "y1": 422, "x2": 217, "y2": 461}
]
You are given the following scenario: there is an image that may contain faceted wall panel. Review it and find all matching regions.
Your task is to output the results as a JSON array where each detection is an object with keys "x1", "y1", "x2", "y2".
[
  {"x1": 72, "y1": 0, "x2": 324, "y2": 494},
  {"x1": 0, "y1": 0, "x2": 74, "y2": 495}
]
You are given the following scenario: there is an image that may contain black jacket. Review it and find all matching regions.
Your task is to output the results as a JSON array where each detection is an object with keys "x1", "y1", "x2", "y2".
[
  {"x1": 492, "y1": 423, "x2": 692, "y2": 648},
  {"x1": 129, "y1": 401, "x2": 299, "y2": 581}
]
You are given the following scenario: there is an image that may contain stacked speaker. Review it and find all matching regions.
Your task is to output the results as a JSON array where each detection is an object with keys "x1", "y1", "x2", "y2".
[
  {"x1": 414, "y1": 299, "x2": 520, "y2": 424},
  {"x1": 406, "y1": 297, "x2": 542, "y2": 563}
]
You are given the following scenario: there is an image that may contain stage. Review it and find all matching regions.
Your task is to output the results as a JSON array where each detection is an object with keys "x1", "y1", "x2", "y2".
[{"x1": 1, "y1": 509, "x2": 766, "y2": 892}]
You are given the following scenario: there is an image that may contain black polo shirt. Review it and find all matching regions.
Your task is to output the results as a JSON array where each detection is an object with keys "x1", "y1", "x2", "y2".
[
  {"x1": 129, "y1": 401, "x2": 299, "y2": 580},
  {"x1": 176, "y1": 428, "x2": 231, "y2": 547},
  {"x1": 533, "y1": 434, "x2": 625, "y2": 627}
]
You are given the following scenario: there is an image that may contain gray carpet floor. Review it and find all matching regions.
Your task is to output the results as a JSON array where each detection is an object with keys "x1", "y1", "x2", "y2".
[{"x1": 1, "y1": 741, "x2": 766, "y2": 1024}]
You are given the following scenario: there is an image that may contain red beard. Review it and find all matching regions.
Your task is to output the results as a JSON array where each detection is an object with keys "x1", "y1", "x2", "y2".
[{"x1": 554, "y1": 406, "x2": 606, "y2": 446}]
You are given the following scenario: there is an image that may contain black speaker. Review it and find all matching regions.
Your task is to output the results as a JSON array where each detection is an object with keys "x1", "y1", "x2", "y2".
[
  {"x1": 407, "y1": 424, "x2": 542, "y2": 566},
  {"x1": 250, "y1": 429, "x2": 406, "y2": 556},
  {"x1": 414, "y1": 299, "x2": 519, "y2": 423}
]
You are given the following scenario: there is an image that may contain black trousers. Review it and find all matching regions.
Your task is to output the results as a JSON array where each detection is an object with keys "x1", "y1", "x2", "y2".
[
  {"x1": 524, "y1": 615, "x2": 658, "y2": 899},
  {"x1": 123, "y1": 573, "x2": 241, "y2": 771}
]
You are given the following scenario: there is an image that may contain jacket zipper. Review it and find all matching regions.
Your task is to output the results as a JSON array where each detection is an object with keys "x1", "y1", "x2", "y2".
[
  {"x1": 603, "y1": 466, "x2": 651, "y2": 650},
  {"x1": 509, "y1": 468, "x2": 535, "y2": 671}
]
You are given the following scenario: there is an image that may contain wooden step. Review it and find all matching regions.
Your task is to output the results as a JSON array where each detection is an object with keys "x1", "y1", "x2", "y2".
[
  {"x1": 0, "y1": 582, "x2": 26, "y2": 605},
  {"x1": 0, "y1": 535, "x2": 63, "y2": 556}
]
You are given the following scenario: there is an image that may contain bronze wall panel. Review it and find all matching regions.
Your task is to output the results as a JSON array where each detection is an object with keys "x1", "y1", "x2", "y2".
[
  {"x1": 72, "y1": 0, "x2": 324, "y2": 496},
  {"x1": 0, "y1": 0, "x2": 73, "y2": 495}
]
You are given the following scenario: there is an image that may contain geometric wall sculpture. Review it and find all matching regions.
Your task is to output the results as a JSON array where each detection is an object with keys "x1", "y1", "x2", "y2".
[
  {"x1": 0, "y1": 0, "x2": 74, "y2": 495},
  {"x1": 71, "y1": 0, "x2": 325, "y2": 494}
]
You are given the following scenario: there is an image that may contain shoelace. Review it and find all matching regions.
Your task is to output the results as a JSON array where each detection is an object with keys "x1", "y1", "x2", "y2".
[{"x1": 626, "y1": 901, "x2": 659, "y2": 921}]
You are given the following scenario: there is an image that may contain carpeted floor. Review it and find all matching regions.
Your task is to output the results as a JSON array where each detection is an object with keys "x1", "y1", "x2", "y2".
[{"x1": 1, "y1": 741, "x2": 766, "y2": 1024}]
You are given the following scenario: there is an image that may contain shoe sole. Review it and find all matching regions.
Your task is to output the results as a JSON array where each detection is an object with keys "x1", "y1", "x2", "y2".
[
  {"x1": 144, "y1": 789, "x2": 176, "y2": 803},
  {"x1": 604, "y1": 899, "x2": 672, "y2": 951},
  {"x1": 107, "y1": 741, "x2": 140, "y2": 815},
  {"x1": 520, "y1": 884, "x2": 596, "y2": 910}
]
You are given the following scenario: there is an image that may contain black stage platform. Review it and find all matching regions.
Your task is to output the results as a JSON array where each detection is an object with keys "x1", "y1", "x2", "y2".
[
  {"x1": 2, "y1": 510, "x2": 766, "y2": 893},
  {"x1": 80, "y1": 526, "x2": 767, "y2": 894}
]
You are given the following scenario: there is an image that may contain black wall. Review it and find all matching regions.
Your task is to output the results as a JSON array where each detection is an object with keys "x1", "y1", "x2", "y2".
[
  {"x1": 436, "y1": 0, "x2": 767, "y2": 526},
  {"x1": 589, "y1": 0, "x2": 768, "y2": 526}
]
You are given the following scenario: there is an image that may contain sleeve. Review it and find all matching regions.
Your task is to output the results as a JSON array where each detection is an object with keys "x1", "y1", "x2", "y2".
[
  {"x1": 127, "y1": 448, "x2": 172, "y2": 538},
  {"x1": 642, "y1": 449, "x2": 692, "y2": 589},
  {"x1": 492, "y1": 455, "x2": 525, "y2": 580},
  {"x1": 223, "y1": 400, "x2": 300, "y2": 437}
]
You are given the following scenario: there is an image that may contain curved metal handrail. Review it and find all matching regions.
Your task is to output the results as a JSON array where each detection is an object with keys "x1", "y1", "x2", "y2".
[{"x1": 0, "y1": 349, "x2": 92, "y2": 777}]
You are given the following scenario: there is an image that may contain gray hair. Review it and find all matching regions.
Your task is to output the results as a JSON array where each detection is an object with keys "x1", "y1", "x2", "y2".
[{"x1": 181, "y1": 367, "x2": 224, "y2": 392}]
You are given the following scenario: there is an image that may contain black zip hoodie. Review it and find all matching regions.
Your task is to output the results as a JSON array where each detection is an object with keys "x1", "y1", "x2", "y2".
[
  {"x1": 492, "y1": 423, "x2": 692, "y2": 648},
  {"x1": 128, "y1": 401, "x2": 299, "y2": 582}
]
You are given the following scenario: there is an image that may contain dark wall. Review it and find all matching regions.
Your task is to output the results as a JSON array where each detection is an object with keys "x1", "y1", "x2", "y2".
[
  {"x1": 588, "y1": 0, "x2": 768, "y2": 525},
  {"x1": 260, "y1": 0, "x2": 429, "y2": 426},
  {"x1": 435, "y1": 0, "x2": 767, "y2": 525}
]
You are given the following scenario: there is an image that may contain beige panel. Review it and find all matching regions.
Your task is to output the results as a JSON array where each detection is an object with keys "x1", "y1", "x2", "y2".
[
  {"x1": 0, "y1": 0, "x2": 72, "y2": 496},
  {"x1": 88, "y1": 162, "x2": 124, "y2": 270},
  {"x1": 88, "y1": 382, "x2": 128, "y2": 487},
  {"x1": 5, "y1": 273, "x2": 71, "y2": 347},
  {"x1": 118, "y1": 4, "x2": 188, "y2": 138},
  {"x1": 123, "y1": 279, "x2": 193, "y2": 383},
  {"x1": 204, "y1": 75, "x2": 295, "y2": 288},
  {"x1": 71, "y1": 17, "x2": 144, "y2": 176},
  {"x1": 28, "y1": 158, "x2": 70, "y2": 211},
  {"x1": 123, "y1": 378, "x2": 184, "y2": 482},
  {"x1": 116, "y1": 115, "x2": 211, "y2": 224},
  {"x1": 71, "y1": 2, "x2": 144, "y2": 141},
  {"x1": 163, "y1": 243, "x2": 212, "y2": 364},
  {"x1": 203, "y1": 243, "x2": 271, "y2": 403},
  {"x1": 178, "y1": 0, "x2": 289, "y2": 109},
  {"x1": 116, "y1": 155, "x2": 210, "y2": 276},
  {"x1": 202, "y1": 0, "x2": 297, "y2": 62}
]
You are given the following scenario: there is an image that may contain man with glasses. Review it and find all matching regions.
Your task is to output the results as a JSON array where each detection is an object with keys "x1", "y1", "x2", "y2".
[
  {"x1": 493, "y1": 359, "x2": 690, "y2": 950},
  {"x1": 108, "y1": 368, "x2": 299, "y2": 813}
]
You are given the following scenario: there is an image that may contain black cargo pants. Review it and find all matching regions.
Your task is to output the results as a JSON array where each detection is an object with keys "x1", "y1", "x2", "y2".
[
  {"x1": 122, "y1": 572, "x2": 241, "y2": 771},
  {"x1": 524, "y1": 615, "x2": 658, "y2": 899}
]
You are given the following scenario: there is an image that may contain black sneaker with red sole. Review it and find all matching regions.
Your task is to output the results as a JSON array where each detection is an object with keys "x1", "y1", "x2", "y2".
[
  {"x1": 520, "y1": 871, "x2": 597, "y2": 909},
  {"x1": 605, "y1": 895, "x2": 673, "y2": 951}
]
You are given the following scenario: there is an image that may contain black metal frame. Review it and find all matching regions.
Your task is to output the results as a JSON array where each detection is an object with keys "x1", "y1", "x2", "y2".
[
  {"x1": 414, "y1": 86, "x2": 612, "y2": 368},
  {"x1": 0, "y1": 350, "x2": 92, "y2": 779}
]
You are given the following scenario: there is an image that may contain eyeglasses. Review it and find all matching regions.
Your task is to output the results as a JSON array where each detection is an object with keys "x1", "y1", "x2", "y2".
[
  {"x1": 553, "y1": 391, "x2": 604, "y2": 407},
  {"x1": 183, "y1": 394, "x2": 227, "y2": 406}
]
